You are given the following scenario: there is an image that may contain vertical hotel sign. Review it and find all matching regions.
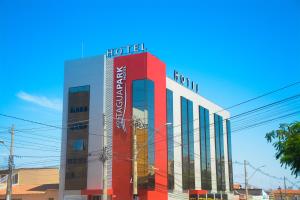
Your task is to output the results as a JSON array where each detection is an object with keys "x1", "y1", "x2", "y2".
[
  {"x1": 115, "y1": 65, "x2": 127, "y2": 132},
  {"x1": 111, "y1": 43, "x2": 146, "y2": 133}
]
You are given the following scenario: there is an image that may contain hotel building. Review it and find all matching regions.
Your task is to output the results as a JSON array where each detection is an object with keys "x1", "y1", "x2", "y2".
[{"x1": 59, "y1": 44, "x2": 234, "y2": 200}]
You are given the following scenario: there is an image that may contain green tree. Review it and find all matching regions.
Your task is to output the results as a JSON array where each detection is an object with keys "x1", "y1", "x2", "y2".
[{"x1": 265, "y1": 121, "x2": 300, "y2": 177}]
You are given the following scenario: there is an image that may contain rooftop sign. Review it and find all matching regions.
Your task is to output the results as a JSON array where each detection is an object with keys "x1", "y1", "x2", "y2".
[
  {"x1": 174, "y1": 70, "x2": 199, "y2": 93},
  {"x1": 106, "y1": 43, "x2": 146, "y2": 58}
]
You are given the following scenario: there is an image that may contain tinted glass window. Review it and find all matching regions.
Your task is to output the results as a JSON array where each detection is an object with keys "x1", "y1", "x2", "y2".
[
  {"x1": 132, "y1": 79, "x2": 155, "y2": 189},
  {"x1": 69, "y1": 122, "x2": 88, "y2": 131},
  {"x1": 72, "y1": 139, "x2": 85, "y2": 151},
  {"x1": 199, "y1": 106, "x2": 212, "y2": 190},
  {"x1": 166, "y1": 89, "x2": 174, "y2": 190},
  {"x1": 214, "y1": 114, "x2": 226, "y2": 191},
  {"x1": 181, "y1": 97, "x2": 195, "y2": 190},
  {"x1": 65, "y1": 85, "x2": 90, "y2": 190},
  {"x1": 226, "y1": 119, "x2": 233, "y2": 190},
  {"x1": 69, "y1": 85, "x2": 90, "y2": 93}
]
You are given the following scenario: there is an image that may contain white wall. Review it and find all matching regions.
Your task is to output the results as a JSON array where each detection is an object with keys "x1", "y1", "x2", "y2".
[
  {"x1": 60, "y1": 55, "x2": 105, "y2": 199},
  {"x1": 166, "y1": 77, "x2": 230, "y2": 199}
]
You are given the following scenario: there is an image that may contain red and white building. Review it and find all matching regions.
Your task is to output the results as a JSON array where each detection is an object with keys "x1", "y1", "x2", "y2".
[{"x1": 59, "y1": 44, "x2": 234, "y2": 200}]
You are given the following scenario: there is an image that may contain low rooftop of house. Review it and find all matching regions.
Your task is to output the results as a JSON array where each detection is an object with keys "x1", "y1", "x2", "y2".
[
  {"x1": 0, "y1": 183, "x2": 59, "y2": 195},
  {"x1": 272, "y1": 189, "x2": 300, "y2": 195}
]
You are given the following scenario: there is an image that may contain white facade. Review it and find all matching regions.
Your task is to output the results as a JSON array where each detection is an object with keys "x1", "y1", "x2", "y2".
[
  {"x1": 166, "y1": 77, "x2": 231, "y2": 199},
  {"x1": 60, "y1": 56, "x2": 105, "y2": 200}
]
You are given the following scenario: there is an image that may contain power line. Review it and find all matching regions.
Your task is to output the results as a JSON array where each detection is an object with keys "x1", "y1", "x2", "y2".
[
  {"x1": 144, "y1": 95, "x2": 300, "y2": 152},
  {"x1": 15, "y1": 155, "x2": 60, "y2": 158},
  {"x1": 1, "y1": 137, "x2": 60, "y2": 149},
  {"x1": 232, "y1": 111, "x2": 300, "y2": 133},
  {"x1": 0, "y1": 82, "x2": 298, "y2": 191},
  {"x1": 0, "y1": 80, "x2": 299, "y2": 133},
  {"x1": 246, "y1": 161, "x2": 300, "y2": 188},
  {"x1": 216, "y1": 81, "x2": 300, "y2": 113},
  {"x1": 0, "y1": 113, "x2": 61, "y2": 129}
]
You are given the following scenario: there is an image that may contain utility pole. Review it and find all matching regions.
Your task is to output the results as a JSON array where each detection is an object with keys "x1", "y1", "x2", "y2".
[
  {"x1": 244, "y1": 160, "x2": 248, "y2": 200},
  {"x1": 6, "y1": 125, "x2": 14, "y2": 200},
  {"x1": 284, "y1": 176, "x2": 287, "y2": 200},
  {"x1": 101, "y1": 114, "x2": 108, "y2": 200},
  {"x1": 132, "y1": 119, "x2": 138, "y2": 200},
  {"x1": 99, "y1": 146, "x2": 108, "y2": 200}
]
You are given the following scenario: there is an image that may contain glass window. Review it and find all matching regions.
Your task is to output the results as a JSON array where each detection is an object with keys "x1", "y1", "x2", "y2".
[
  {"x1": 214, "y1": 114, "x2": 226, "y2": 191},
  {"x1": 226, "y1": 119, "x2": 233, "y2": 191},
  {"x1": 199, "y1": 106, "x2": 212, "y2": 190},
  {"x1": 66, "y1": 85, "x2": 90, "y2": 192},
  {"x1": 12, "y1": 173, "x2": 18, "y2": 184},
  {"x1": 92, "y1": 196, "x2": 101, "y2": 200},
  {"x1": 132, "y1": 79, "x2": 155, "y2": 189},
  {"x1": 188, "y1": 100, "x2": 195, "y2": 189},
  {"x1": 67, "y1": 158, "x2": 87, "y2": 165},
  {"x1": 181, "y1": 97, "x2": 195, "y2": 190},
  {"x1": 205, "y1": 109, "x2": 212, "y2": 189},
  {"x1": 69, "y1": 85, "x2": 90, "y2": 93},
  {"x1": 70, "y1": 106, "x2": 89, "y2": 113},
  {"x1": 72, "y1": 139, "x2": 85, "y2": 151},
  {"x1": 69, "y1": 123, "x2": 88, "y2": 131},
  {"x1": 166, "y1": 89, "x2": 174, "y2": 190},
  {"x1": 66, "y1": 171, "x2": 75, "y2": 179}
]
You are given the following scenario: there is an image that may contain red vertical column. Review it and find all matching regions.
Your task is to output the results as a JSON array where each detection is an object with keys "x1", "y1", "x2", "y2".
[
  {"x1": 146, "y1": 53, "x2": 167, "y2": 200},
  {"x1": 112, "y1": 53, "x2": 167, "y2": 200}
]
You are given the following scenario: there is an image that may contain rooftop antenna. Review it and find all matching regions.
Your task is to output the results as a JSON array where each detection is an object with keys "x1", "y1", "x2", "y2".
[{"x1": 81, "y1": 40, "x2": 84, "y2": 58}]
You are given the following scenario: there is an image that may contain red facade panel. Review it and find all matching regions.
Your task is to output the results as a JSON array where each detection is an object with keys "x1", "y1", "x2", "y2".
[{"x1": 112, "y1": 53, "x2": 167, "y2": 200}]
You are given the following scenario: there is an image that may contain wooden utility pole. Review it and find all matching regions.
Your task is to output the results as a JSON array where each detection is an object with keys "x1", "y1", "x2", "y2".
[{"x1": 6, "y1": 125, "x2": 14, "y2": 200}]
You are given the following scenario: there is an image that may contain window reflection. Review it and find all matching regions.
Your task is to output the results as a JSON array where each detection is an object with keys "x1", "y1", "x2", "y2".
[
  {"x1": 199, "y1": 106, "x2": 212, "y2": 190},
  {"x1": 72, "y1": 139, "x2": 86, "y2": 151},
  {"x1": 167, "y1": 89, "x2": 174, "y2": 190},
  {"x1": 214, "y1": 114, "x2": 226, "y2": 191},
  {"x1": 132, "y1": 79, "x2": 155, "y2": 189},
  {"x1": 181, "y1": 97, "x2": 195, "y2": 190},
  {"x1": 65, "y1": 85, "x2": 90, "y2": 190},
  {"x1": 226, "y1": 119, "x2": 233, "y2": 191}
]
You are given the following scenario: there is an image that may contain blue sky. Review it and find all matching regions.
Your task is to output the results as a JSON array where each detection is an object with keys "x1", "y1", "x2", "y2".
[{"x1": 0, "y1": 0, "x2": 299, "y2": 190}]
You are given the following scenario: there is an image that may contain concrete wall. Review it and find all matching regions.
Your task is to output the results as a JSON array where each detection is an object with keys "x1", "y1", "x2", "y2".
[{"x1": 60, "y1": 55, "x2": 105, "y2": 199}]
